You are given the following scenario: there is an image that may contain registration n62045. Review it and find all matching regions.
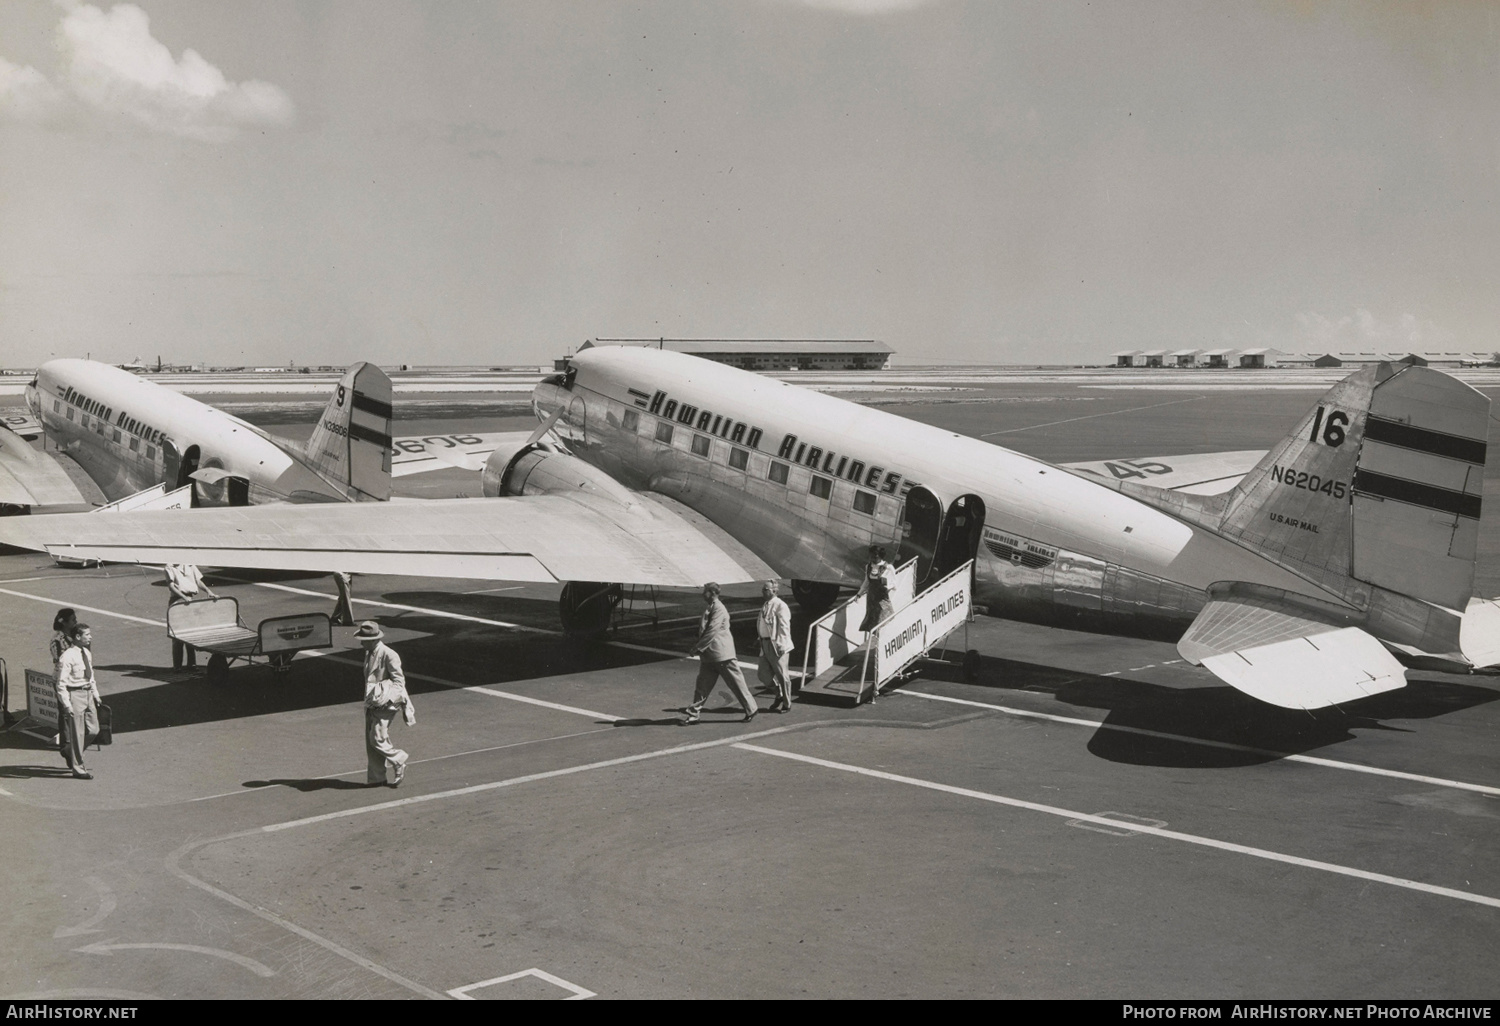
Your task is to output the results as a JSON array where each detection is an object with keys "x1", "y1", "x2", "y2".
[{"x1": 1269, "y1": 464, "x2": 1347, "y2": 498}]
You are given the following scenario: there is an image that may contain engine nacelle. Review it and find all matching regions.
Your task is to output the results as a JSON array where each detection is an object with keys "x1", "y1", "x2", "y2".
[{"x1": 481, "y1": 442, "x2": 637, "y2": 508}]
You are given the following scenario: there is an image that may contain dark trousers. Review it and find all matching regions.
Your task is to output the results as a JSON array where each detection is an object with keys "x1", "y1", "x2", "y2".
[{"x1": 688, "y1": 658, "x2": 757, "y2": 715}]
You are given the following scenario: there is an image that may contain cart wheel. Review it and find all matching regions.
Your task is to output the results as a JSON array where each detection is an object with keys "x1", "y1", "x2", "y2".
[
  {"x1": 206, "y1": 653, "x2": 230, "y2": 683},
  {"x1": 962, "y1": 649, "x2": 981, "y2": 681},
  {"x1": 268, "y1": 652, "x2": 293, "y2": 674}
]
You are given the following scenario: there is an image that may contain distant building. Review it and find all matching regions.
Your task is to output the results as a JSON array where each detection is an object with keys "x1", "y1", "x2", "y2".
[
  {"x1": 1236, "y1": 348, "x2": 1278, "y2": 368},
  {"x1": 1170, "y1": 349, "x2": 1201, "y2": 367},
  {"x1": 1111, "y1": 350, "x2": 1141, "y2": 367},
  {"x1": 571, "y1": 338, "x2": 894, "y2": 371},
  {"x1": 1200, "y1": 348, "x2": 1235, "y2": 368},
  {"x1": 1137, "y1": 349, "x2": 1167, "y2": 368}
]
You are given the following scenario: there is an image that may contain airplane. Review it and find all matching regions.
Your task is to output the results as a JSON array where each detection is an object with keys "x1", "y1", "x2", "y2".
[
  {"x1": 0, "y1": 345, "x2": 1496, "y2": 711},
  {"x1": 0, "y1": 359, "x2": 396, "y2": 512}
]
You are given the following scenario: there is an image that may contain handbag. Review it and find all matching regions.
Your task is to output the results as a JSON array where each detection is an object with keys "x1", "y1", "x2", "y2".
[{"x1": 94, "y1": 702, "x2": 112, "y2": 748}]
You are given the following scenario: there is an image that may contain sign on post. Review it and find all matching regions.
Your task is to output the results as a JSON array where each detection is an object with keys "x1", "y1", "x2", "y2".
[
  {"x1": 871, "y1": 562, "x2": 972, "y2": 686},
  {"x1": 22, "y1": 669, "x2": 60, "y2": 742}
]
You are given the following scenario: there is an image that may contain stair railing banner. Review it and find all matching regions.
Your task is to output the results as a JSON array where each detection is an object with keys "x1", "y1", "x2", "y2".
[
  {"x1": 870, "y1": 560, "x2": 973, "y2": 686},
  {"x1": 800, "y1": 557, "x2": 919, "y2": 681}
]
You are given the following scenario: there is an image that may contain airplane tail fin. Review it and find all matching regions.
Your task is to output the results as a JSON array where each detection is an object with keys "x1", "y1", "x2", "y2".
[
  {"x1": 1214, "y1": 363, "x2": 1488, "y2": 612},
  {"x1": 302, "y1": 363, "x2": 393, "y2": 501}
]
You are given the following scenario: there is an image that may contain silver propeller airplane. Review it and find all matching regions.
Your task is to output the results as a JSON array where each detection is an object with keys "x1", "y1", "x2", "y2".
[{"x1": 1, "y1": 346, "x2": 1496, "y2": 710}]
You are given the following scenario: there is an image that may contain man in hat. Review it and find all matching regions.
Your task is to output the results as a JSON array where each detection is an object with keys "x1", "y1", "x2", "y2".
[
  {"x1": 55, "y1": 622, "x2": 102, "y2": 780},
  {"x1": 357, "y1": 621, "x2": 413, "y2": 787},
  {"x1": 756, "y1": 580, "x2": 794, "y2": 713},
  {"x1": 682, "y1": 582, "x2": 757, "y2": 725}
]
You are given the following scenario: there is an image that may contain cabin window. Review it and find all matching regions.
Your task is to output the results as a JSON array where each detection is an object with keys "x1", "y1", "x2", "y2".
[
  {"x1": 145, "y1": 445, "x2": 154, "y2": 460},
  {"x1": 853, "y1": 490, "x2": 877, "y2": 515},
  {"x1": 691, "y1": 434, "x2": 711, "y2": 458},
  {"x1": 65, "y1": 407, "x2": 74, "y2": 420},
  {"x1": 655, "y1": 421, "x2": 674, "y2": 444},
  {"x1": 112, "y1": 429, "x2": 121, "y2": 443},
  {"x1": 52, "y1": 400, "x2": 60, "y2": 413},
  {"x1": 729, "y1": 447, "x2": 748, "y2": 471},
  {"x1": 809, "y1": 475, "x2": 832, "y2": 499},
  {"x1": 768, "y1": 461, "x2": 788, "y2": 484},
  {"x1": 129, "y1": 437, "x2": 139, "y2": 452},
  {"x1": 622, "y1": 409, "x2": 639, "y2": 432}
]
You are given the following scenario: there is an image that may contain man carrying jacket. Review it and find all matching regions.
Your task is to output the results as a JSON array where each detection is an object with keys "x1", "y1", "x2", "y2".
[
  {"x1": 757, "y1": 580, "x2": 794, "y2": 713},
  {"x1": 682, "y1": 582, "x2": 758, "y2": 725}
]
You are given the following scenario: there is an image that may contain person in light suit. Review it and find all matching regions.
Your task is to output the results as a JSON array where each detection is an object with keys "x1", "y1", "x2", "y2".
[
  {"x1": 682, "y1": 582, "x2": 758, "y2": 725},
  {"x1": 358, "y1": 621, "x2": 414, "y2": 787},
  {"x1": 757, "y1": 580, "x2": 794, "y2": 713}
]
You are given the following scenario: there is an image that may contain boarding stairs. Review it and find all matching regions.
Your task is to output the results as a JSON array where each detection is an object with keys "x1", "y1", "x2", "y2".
[{"x1": 798, "y1": 559, "x2": 975, "y2": 706}]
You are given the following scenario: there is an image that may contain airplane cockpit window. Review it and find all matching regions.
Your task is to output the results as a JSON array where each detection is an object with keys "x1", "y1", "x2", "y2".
[{"x1": 539, "y1": 367, "x2": 577, "y2": 390}]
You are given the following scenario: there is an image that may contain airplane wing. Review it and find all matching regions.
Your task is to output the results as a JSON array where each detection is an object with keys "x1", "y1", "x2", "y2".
[
  {"x1": 0, "y1": 490, "x2": 777, "y2": 588},
  {"x1": 390, "y1": 431, "x2": 520, "y2": 478},
  {"x1": 1062, "y1": 450, "x2": 1266, "y2": 496},
  {"x1": 0, "y1": 424, "x2": 99, "y2": 509},
  {"x1": 1176, "y1": 595, "x2": 1405, "y2": 709},
  {"x1": 1, "y1": 410, "x2": 42, "y2": 439}
]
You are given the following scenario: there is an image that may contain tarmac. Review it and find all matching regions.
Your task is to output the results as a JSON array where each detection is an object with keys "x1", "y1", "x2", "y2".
[{"x1": 1, "y1": 370, "x2": 1498, "y2": 1000}]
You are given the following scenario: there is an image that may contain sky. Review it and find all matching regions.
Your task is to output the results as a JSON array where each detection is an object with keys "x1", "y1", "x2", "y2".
[{"x1": 1, "y1": 0, "x2": 1497, "y2": 368}]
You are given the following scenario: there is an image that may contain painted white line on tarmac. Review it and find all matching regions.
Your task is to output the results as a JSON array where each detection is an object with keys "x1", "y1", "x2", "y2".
[
  {"x1": 0, "y1": 588, "x2": 165, "y2": 628},
  {"x1": 733, "y1": 742, "x2": 1500, "y2": 911},
  {"x1": 315, "y1": 652, "x2": 623, "y2": 723},
  {"x1": 449, "y1": 967, "x2": 595, "y2": 1000},
  {"x1": 258, "y1": 725, "x2": 795, "y2": 834},
  {"x1": 897, "y1": 690, "x2": 1500, "y2": 797},
  {"x1": 251, "y1": 581, "x2": 556, "y2": 634}
]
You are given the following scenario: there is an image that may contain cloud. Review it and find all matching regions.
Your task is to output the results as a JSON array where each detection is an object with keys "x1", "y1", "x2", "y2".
[
  {"x1": 56, "y1": 3, "x2": 293, "y2": 140},
  {"x1": 0, "y1": 3, "x2": 293, "y2": 140},
  {"x1": 0, "y1": 56, "x2": 65, "y2": 121},
  {"x1": 1290, "y1": 309, "x2": 1456, "y2": 353}
]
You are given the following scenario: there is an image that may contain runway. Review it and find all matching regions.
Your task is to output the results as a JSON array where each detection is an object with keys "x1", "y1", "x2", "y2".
[{"x1": 2, "y1": 370, "x2": 1498, "y2": 999}]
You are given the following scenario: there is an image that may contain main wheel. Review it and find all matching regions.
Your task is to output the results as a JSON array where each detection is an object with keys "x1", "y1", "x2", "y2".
[
  {"x1": 791, "y1": 579, "x2": 841, "y2": 614},
  {"x1": 558, "y1": 581, "x2": 621, "y2": 637},
  {"x1": 206, "y1": 653, "x2": 230, "y2": 683}
]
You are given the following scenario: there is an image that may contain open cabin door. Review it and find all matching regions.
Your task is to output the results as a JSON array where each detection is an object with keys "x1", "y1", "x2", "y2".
[
  {"x1": 934, "y1": 494, "x2": 985, "y2": 582},
  {"x1": 898, "y1": 486, "x2": 943, "y2": 584}
]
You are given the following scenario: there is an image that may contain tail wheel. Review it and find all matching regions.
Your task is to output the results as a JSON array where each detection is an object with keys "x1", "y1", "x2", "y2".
[
  {"x1": 559, "y1": 581, "x2": 621, "y2": 637},
  {"x1": 205, "y1": 653, "x2": 230, "y2": 683},
  {"x1": 962, "y1": 649, "x2": 982, "y2": 681},
  {"x1": 791, "y1": 580, "x2": 841, "y2": 614}
]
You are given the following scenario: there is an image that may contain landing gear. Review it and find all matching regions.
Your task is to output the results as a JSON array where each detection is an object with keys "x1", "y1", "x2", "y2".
[
  {"x1": 331, "y1": 572, "x2": 356, "y2": 627},
  {"x1": 791, "y1": 580, "x2": 841, "y2": 614},
  {"x1": 558, "y1": 581, "x2": 621, "y2": 637},
  {"x1": 962, "y1": 649, "x2": 981, "y2": 681}
]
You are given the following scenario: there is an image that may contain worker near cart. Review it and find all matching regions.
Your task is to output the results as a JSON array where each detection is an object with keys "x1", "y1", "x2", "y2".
[
  {"x1": 55, "y1": 622, "x2": 102, "y2": 780},
  {"x1": 756, "y1": 580, "x2": 794, "y2": 713},
  {"x1": 165, "y1": 563, "x2": 216, "y2": 669},
  {"x1": 358, "y1": 621, "x2": 414, "y2": 787},
  {"x1": 681, "y1": 582, "x2": 758, "y2": 725}
]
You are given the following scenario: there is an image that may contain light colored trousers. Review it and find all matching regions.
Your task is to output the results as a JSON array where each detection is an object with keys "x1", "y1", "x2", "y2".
[
  {"x1": 688, "y1": 658, "x2": 757, "y2": 715},
  {"x1": 757, "y1": 639, "x2": 791, "y2": 701},
  {"x1": 365, "y1": 706, "x2": 408, "y2": 784},
  {"x1": 61, "y1": 689, "x2": 98, "y2": 771}
]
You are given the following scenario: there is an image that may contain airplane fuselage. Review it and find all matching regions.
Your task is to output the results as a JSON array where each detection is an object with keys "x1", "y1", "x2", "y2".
[
  {"x1": 27, "y1": 360, "x2": 346, "y2": 505},
  {"x1": 535, "y1": 347, "x2": 1344, "y2": 642}
]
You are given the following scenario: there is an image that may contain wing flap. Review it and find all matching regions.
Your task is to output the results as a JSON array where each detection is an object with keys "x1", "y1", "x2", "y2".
[
  {"x1": 1460, "y1": 597, "x2": 1500, "y2": 668},
  {"x1": 0, "y1": 491, "x2": 768, "y2": 587}
]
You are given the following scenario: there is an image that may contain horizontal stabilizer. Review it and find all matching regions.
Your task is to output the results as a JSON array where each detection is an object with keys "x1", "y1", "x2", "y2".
[
  {"x1": 1178, "y1": 594, "x2": 1403, "y2": 709},
  {"x1": 1063, "y1": 450, "x2": 1266, "y2": 496},
  {"x1": 391, "y1": 431, "x2": 518, "y2": 478},
  {"x1": 1199, "y1": 628, "x2": 1406, "y2": 710},
  {"x1": 1460, "y1": 598, "x2": 1500, "y2": 668}
]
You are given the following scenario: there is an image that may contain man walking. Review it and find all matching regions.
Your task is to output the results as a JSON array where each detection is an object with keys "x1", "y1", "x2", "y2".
[
  {"x1": 55, "y1": 623, "x2": 102, "y2": 780},
  {"x1": 358, "y1": 621, "x2": 413, "y2": 787},
  {"x1": 165, "y1": 563, "x2": 216, "y2": 669},
  {"x1": 757, "y1": 580, "x2": 794, "y2": 713},
  {"x1": 682, "y1": 582, "x2": 758, "y2": 725}
]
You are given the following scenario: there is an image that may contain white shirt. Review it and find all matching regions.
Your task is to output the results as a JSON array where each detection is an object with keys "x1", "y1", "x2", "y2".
[{"x1": 56, "y1": 646, "x2": 99, "y2": 702}]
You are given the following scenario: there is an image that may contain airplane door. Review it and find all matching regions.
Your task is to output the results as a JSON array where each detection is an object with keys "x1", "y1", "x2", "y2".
[
  {"x1": 934, "y1": 494, "x2": 986, "y2": 580},
  {"x1": 898, "y1": 486, "x2": 944, "y2": 583},
  {"x1": 162, "y1": 439, "x2": 182, "y2": 490},
  {"x1": 176, "y1": 444, "x2": 201, "y2": 507}
]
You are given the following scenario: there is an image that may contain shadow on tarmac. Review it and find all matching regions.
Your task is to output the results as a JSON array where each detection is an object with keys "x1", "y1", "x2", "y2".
[
  {"x1": 947, "y1": 654, "x2": 1500, "y2": 768},
  {"x1": 0, "y1": 763, "x2": 75, "y2": 779},
  {"x1": 242, "y1": 777, "x2": 371, "y2": 792}
]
